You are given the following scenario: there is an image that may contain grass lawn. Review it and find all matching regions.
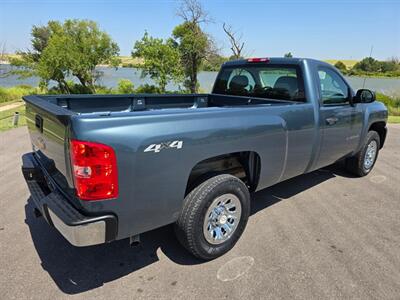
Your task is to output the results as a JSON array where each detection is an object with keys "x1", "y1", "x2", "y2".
[
  {"x1": 388, "y1": 116, "x2": 400, "y2": 124},
  {"x1": 0, "y1": 105, "x2": 26, "y2": 132}
]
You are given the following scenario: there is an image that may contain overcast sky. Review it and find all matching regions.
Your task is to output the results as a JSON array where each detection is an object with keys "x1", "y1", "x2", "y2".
[{"x1": 1, "y1": 0, "x2": 399, "y2": 60}]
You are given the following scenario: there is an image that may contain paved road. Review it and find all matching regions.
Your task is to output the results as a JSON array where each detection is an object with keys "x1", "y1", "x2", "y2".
[{"x1": 1, "y1": 126, "x2": 399, "y2": 300}]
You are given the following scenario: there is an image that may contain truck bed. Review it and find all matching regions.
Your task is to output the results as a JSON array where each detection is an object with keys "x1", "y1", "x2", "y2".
[{"x1": 24, "y1": 93, "x2": 295, "y2": 115}]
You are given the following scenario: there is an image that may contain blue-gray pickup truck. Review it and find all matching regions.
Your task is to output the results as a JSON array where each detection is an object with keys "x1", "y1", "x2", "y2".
[{"x1": 22, "y1": 58, "x2": 388, "y2": 260}]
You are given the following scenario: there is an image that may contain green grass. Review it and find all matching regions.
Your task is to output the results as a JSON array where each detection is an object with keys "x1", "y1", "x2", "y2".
[
  {"x1": 376, "y1": 93, "x2": 400, "y2": 116},
  {"x1": 388, "y1": 116, "x2": 400, "y2": 124},
  {"x1": 0, "y1": 85, "x2": 39, "y2": 104},
  {"x1": 0, "y1": 105, "x2": 26, "y2": 132}
]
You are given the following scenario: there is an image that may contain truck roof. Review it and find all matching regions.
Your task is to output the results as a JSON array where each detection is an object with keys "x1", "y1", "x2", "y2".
[{"x1": 222, "y1": 57, "x2": 327, "y2": 67}]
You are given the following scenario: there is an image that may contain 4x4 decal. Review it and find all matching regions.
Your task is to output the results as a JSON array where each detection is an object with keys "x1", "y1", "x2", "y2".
[{"x1": 144, "y1": 140, "x2": 183, "y2": 153}]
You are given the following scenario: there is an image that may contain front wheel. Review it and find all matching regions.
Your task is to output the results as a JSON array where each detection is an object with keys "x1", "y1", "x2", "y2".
[
  {"x1": 345, "y1": 130, "x2": 380, "y2": 177},
  {"x1": 175, "y1": 174, "x2": 250, "y2": 260}
]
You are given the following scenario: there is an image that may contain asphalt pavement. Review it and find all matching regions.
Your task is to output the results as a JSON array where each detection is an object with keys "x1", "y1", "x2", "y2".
[{"x1": 1, "y1": 125, "x2": 399, "y2": 300}]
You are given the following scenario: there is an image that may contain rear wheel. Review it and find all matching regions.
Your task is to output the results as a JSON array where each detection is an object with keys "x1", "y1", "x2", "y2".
[
  {"x1": 175, "y1": 174, "x2": 250, "y2": 260},
  {"x1": 345, "y1": 131, "x2": 380, "y2": 177}
]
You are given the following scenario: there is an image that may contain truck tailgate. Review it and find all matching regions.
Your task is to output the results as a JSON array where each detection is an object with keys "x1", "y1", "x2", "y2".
[{"x1": 24, "y1": 95, "x2": 75, "y2": 192}]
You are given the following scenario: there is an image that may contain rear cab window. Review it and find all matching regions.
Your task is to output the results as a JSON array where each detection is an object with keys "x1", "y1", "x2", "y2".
[{"x1": 213, "y1": 63, "x2": 306, "y2": 102}]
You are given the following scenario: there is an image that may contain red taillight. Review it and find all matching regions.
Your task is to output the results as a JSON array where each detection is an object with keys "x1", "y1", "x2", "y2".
[
  {"x1": 70, "y1": 139, "x2": 118, "y2": 201},
  {"x1": 247, "y1": 57, "x2": 270, "y2": 63}
]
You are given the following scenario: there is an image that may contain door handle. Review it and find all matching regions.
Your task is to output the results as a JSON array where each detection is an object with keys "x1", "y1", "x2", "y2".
[{"x1": 325, "y1": 117, "x2": 338, "y2": 126}]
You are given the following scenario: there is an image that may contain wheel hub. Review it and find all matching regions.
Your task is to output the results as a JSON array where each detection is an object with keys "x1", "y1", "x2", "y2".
[
  {"x1": 218, "y1": 214, "x2": 228, "y2": 224},
  {"x1": 364, "y1": 140, "x2": 377, "y2": 170},
  {"x1": 203, "y1": 193, "x2": 242, "y2": 245}
]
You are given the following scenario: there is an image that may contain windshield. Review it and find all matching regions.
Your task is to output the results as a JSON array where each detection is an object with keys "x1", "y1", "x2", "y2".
[{"x1": 213, "y1": 64, "x2": 306, "y2": 102}]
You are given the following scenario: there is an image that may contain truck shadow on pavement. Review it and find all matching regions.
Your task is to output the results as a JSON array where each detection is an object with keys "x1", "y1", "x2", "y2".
[{"x1": 25, "y1": 163, "x2": 354, "y2": 294}]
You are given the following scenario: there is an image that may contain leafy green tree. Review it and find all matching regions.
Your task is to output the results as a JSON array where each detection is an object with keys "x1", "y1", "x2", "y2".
[
  {"x1": 380, "y1": 60, "x2": 399, "y2": 73},
  {"x1": 334, "y1": 61, "x2": 347, "y2": 72},
  {"x1": 10, "y1": 22, "x2": 71, "y2": 92},
  {"x1": 172, "y1": 22, "x2": 209, "y2": 93},
  {"x1": 284, "y1": 52, "x2": 293, "y2": 58},
  {"x1": 11, "y1": 19, "x2": 119, "y2": 93},
  {"x1": 135, "y1": 84, "x2": 161, "y2": 93},
  {"x1": 173, "y1": 0, "x2": 213, "y2": 93},
  {"x1": 45, "y1": 19, "x2": 120, "y2": 93},
  {"x1": 117, "y1": 79, "x2": 135, "y2": 94},
  {"x1": 132, "y1": 32, "x2": 183, "y2": 92},
  {"x1": 352, "y1": 57, "x2": 381, "y2": 73}
]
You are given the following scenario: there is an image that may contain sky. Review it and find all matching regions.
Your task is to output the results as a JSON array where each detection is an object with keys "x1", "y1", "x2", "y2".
[{"x1": 0, "y1": 0, "x2": 399, "y2": 60}]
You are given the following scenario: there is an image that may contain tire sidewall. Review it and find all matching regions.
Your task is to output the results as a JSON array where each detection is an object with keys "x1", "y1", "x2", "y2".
[
  {"x1": 359, "y1": 131, "x2": 380, "y2": 175},
  {"x1": 192, "y1": 177, "x2": 250, "y2": 259}
]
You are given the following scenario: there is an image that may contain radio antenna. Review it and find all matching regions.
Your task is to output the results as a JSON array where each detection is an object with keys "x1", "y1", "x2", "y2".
[{"x1": 362, "y1": 45, "x2": 374, "y2": 88}]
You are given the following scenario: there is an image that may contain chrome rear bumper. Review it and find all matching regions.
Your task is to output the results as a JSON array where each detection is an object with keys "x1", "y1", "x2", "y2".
[{"x1": 22, "y1": 152, "x2": 117, "y2": 247}]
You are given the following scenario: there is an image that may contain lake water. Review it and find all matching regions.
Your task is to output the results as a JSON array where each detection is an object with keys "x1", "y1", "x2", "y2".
[{"x1": 1, "y1": 64, "x2": 399, "y2": 96}]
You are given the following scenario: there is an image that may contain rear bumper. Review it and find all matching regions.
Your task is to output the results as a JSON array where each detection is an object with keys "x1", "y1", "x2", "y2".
[{"x1": 22, "y1": 152, "x2": 117, "y2": 247}]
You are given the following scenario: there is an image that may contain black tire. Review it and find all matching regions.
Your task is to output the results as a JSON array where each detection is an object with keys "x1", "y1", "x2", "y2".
[
  {"x1": 345, "y1": 130, "x2": 380, "y2": 177},
  {"x1": 175, "y1": 174, "x2": 250, "y2": 260}
]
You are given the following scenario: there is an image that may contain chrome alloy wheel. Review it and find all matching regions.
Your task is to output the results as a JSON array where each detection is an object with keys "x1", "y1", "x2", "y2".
[
  {"x1": 203, "y1": 193, "x2": 242, "y2": 245},
  {"x1": 364, "y1": 140, "x2": 378, "y2": 170}
]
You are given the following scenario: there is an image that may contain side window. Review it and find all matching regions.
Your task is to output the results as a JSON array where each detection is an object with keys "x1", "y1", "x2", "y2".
[{"x1": 318, "y1": 67, "x2": 349, "y2": 105}]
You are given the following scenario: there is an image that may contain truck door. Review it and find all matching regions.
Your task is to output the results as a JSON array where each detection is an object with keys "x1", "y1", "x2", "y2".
[{"x1": 315, "y1": 66, "x2": 363, "y2": 169}]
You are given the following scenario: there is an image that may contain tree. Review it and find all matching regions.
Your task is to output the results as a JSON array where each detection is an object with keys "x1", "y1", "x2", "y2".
[
  {"x1": 380, "y1": 60, "x2": 399, "y2": 73},
  {"x1": 0, "y1": 41, "x2": 7, "y2": 62},
  {"x1": 176, "y1": 0, "x2": 211, "y2": 24},
  {"x1": 202, "y1": 53, "x2": 228, "y2": 71},
  {"x1": 222, "y1": 23, "x2": 244, "y2": 60},
  {"x1": 352, "y1": 57, "x2": 381, "y2": 73},
  {"x1": 9, "y1": 23, "x2": 67, "y2": 91},
  {"x1": 334, "y1": 61, "x2": 347, "y2": 72},
  {"x1": 117, "y1": 79, "x2": 135, "y2": 94},
  {"x1": 172, "y1": 0, "x2": 214, "y2": 93},
  {"x1": 284, "y1": 52, "x2": 293, "y2": 58},
  {"x1": 11, "y1": 19, "x2": 119, "y2": 93},
  {"x1": 46, "y1": 19, "x2": 120, "y2": 93},
  {"x1": 132, "y1": 32, "x2": 183, "y2": 92}
]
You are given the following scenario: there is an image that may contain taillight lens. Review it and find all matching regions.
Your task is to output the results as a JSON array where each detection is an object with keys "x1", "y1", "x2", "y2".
[{"x1": 70, "y1": 139, "x2": 118, "y2": 201}]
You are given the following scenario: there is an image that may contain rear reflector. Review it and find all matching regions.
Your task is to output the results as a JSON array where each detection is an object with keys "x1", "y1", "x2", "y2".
[
  {"x1": 70, "y1": 139, "x2": 118, "y2": 201},
  {"x1": 247, "y1": 57, "x2": 270, "y2": 63}
]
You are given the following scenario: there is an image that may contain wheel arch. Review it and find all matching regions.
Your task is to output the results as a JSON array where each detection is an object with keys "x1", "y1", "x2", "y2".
[
  {"x1": 369, "y1": 121, "x2": 387, "y2": 149},
  {"x1": 185, "y1": 151, "x2": 261, "y2": 195}
]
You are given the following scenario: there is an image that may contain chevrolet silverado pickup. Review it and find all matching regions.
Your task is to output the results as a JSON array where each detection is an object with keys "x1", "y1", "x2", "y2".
[{"x1": 22, "y1": 58, "x2": 388, "y2": 260}]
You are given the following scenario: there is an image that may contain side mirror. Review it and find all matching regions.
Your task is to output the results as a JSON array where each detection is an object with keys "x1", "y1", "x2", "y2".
[{"x1": 354, "y1": 89, "x2": 375, "y2": 103}]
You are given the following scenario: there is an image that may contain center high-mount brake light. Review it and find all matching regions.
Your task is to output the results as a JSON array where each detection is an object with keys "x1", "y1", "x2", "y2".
[
  {"x1": 70, "y1": 139, "x2": 118, "y2": 201},
  {"x1": 247, "y1": 57, "x2": 270, "y2": 63}
]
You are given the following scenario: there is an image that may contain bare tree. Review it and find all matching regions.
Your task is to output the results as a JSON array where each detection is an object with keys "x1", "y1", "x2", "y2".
[
  {"x1": 0, "y1": 41, "x2": 7, "y2": 62},
  {"x1": 0, "y1": 41, "x2": 8, "y2": 77},
  {"x1": 390, "y1": 56, "x2": 399, "y2": 64},
  {"x1": 177, "y1": 0, "x2": 211, "y2": 24},
  {"x1": 223, "y1": 23, "x2": 244, "y2": 60}
]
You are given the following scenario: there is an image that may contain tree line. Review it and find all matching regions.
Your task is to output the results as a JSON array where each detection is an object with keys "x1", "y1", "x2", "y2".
[
  {"x1": 334, "y1": 57, "x2": 400, "y2": 77},
  {"x1": 10, "y1": 0, "x2": 241, "y2": 94},
  {"x1": 8, "y1": 0, "x2": 399, "y2": 95}
]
